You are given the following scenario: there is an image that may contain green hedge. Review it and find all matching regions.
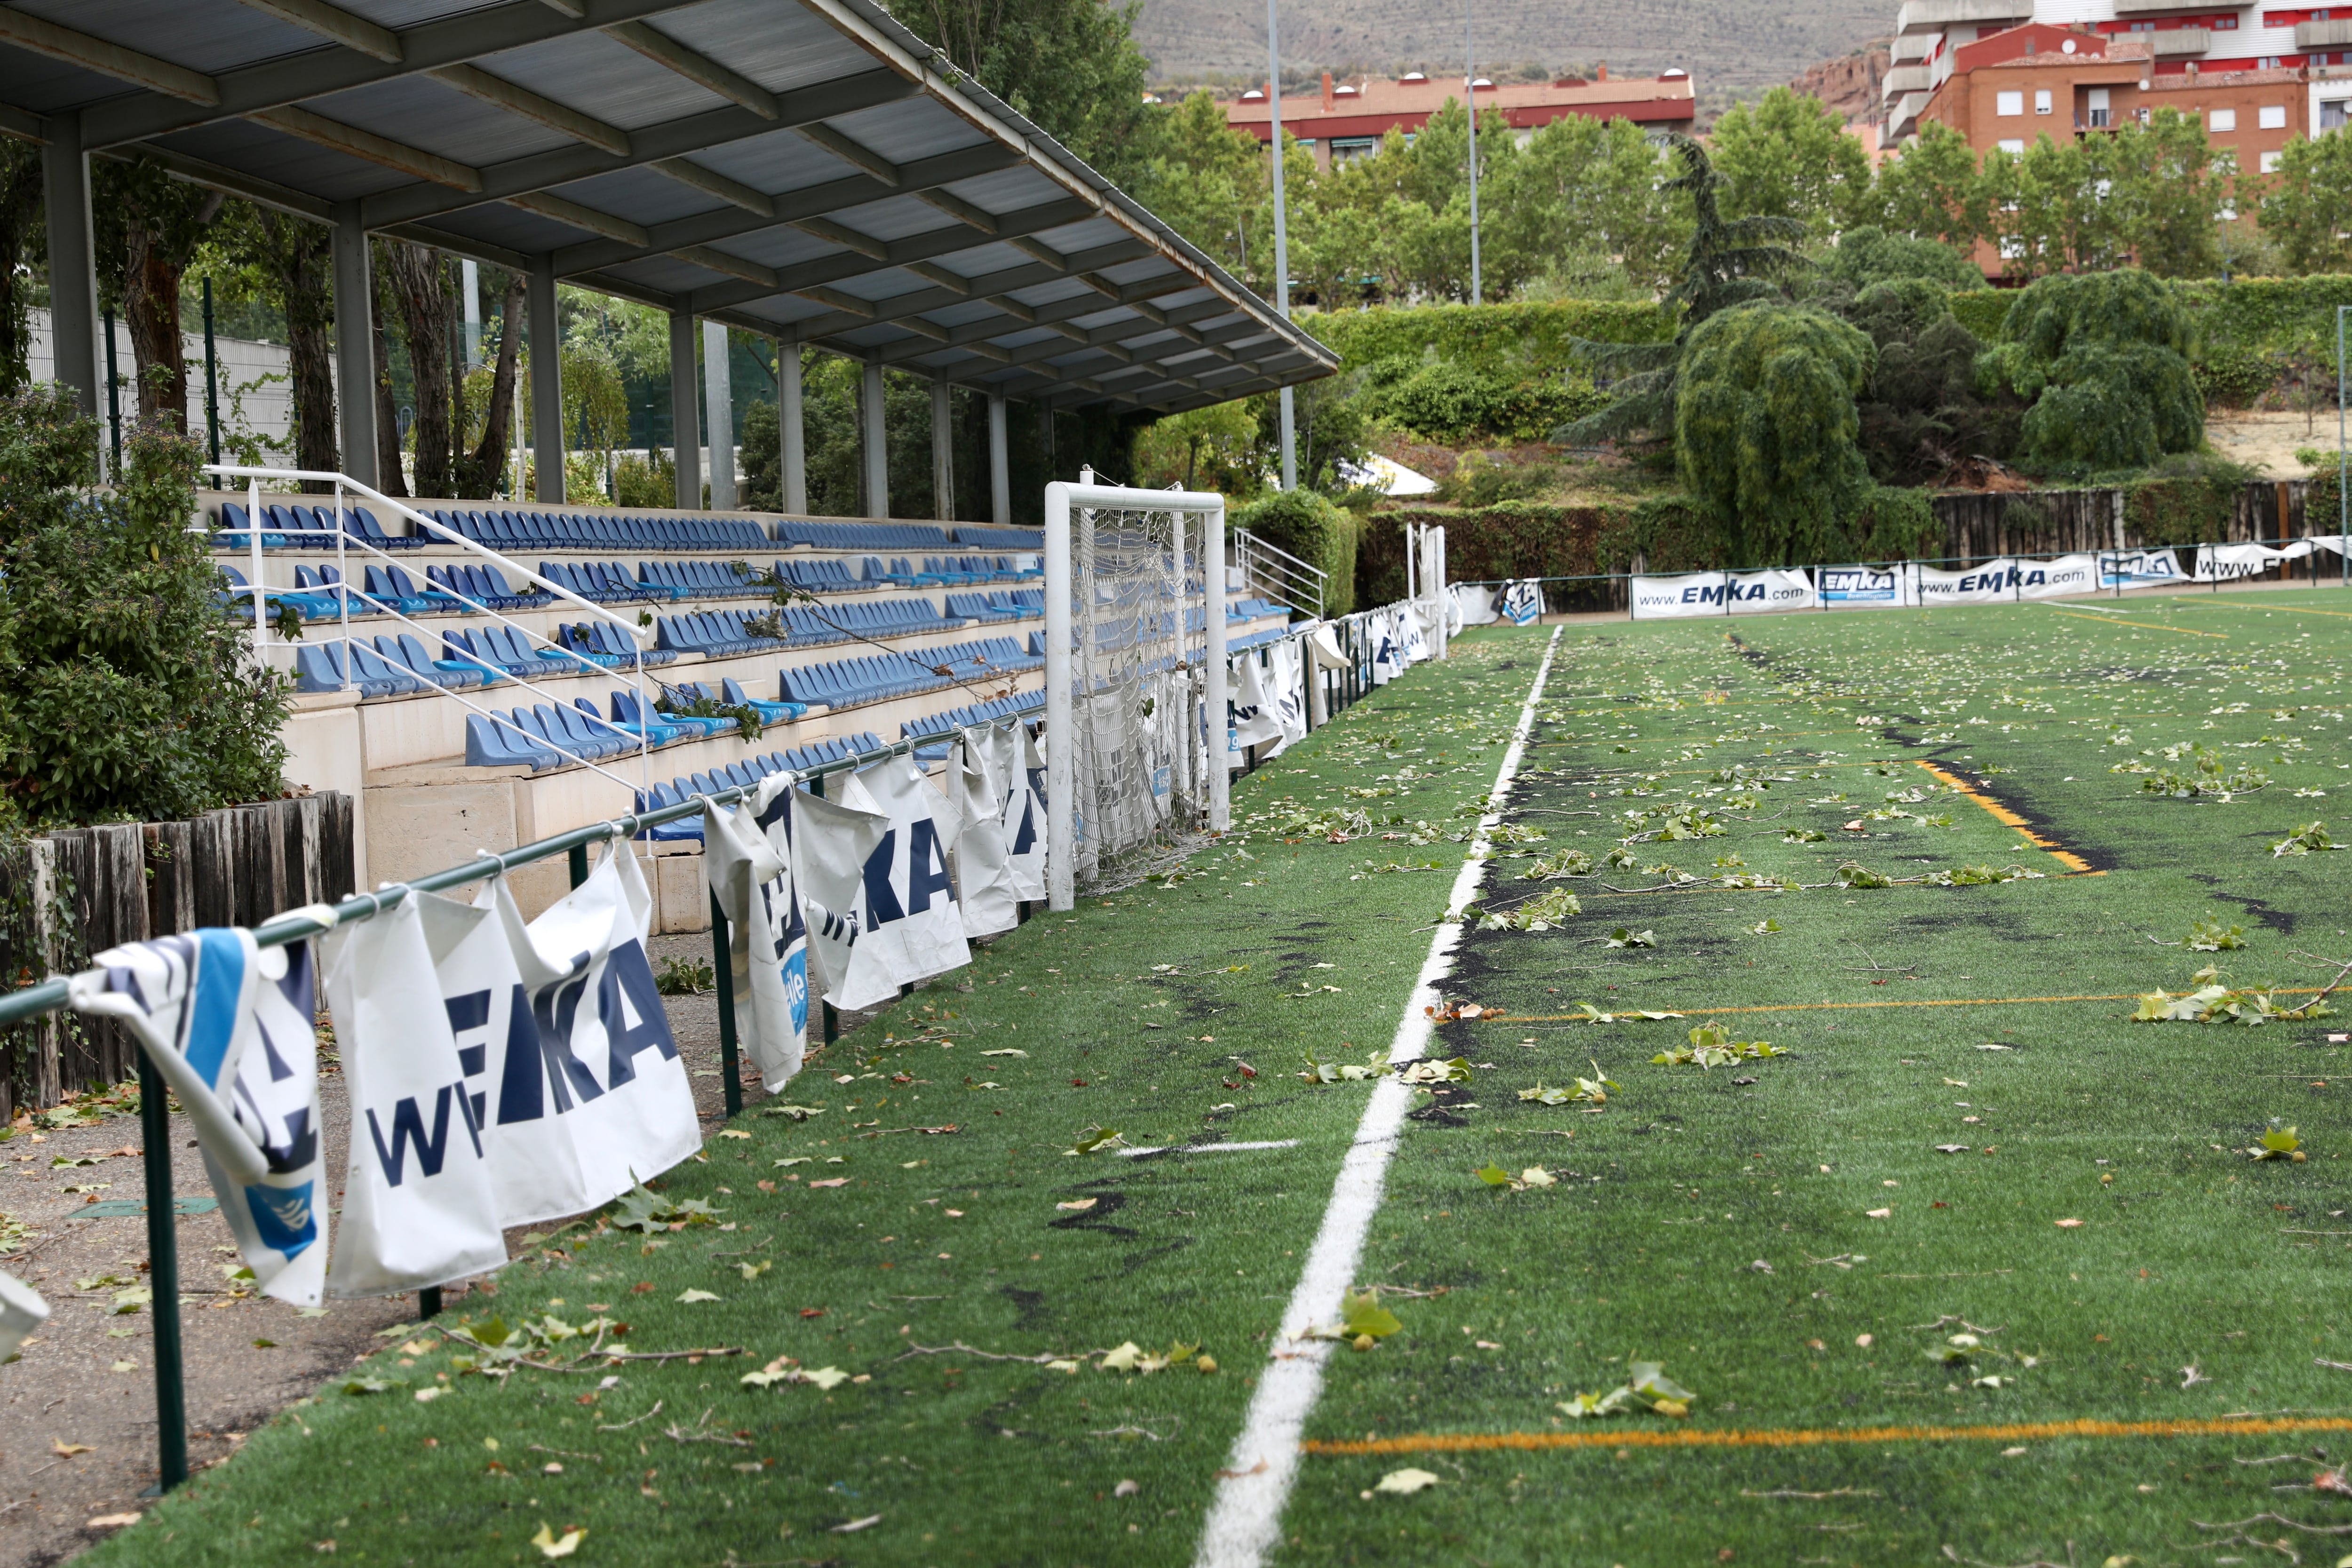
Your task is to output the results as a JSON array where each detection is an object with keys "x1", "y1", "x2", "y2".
[
  {"x1": 1233, "y1": 489, "x2": 1359, "y2": 619},
  {"x1": 1358, "y1": 501, "x2": 1621, "y2": 607},
  {"x1": 1308, "y1": 302, "x2": 1674, "y2": 379},
  {"x1": 1948, "y1": 289, "x2": 2013, "y2": 343}
]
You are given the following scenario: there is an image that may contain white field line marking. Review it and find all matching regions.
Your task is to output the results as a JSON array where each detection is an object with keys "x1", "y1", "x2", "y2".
[
  {"x1": 1116, "y1": 1140, "x2": 1302, "y2": 1158},
  {"x1": 1191, "y1": 626, "x2": 1564, "y2": 1568}
]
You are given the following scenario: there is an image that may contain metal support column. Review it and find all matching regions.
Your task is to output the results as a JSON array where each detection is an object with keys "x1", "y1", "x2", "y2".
[
  {"x1": 861, "y1": 359, "x2": 888, "y2": 518},
  {"x1": 40, "y1": 113, "x2": 99, "y2": 418},
  {"x1": 987, "y1": 392, "x2": 1010, "y2": 525},
  {"x1": 779, "y1": 341, "x2": 806, "y2": 514},
  {"x1": 528, "y1": 255, "x2": 564, "y2": 503},
  {"x1": 709, "y1": 892, "x2": 744, "y2": 1118},
  {"x1": 703, "y1": 319, "x2": 734, "y2": 509},
  {"x1": 202, "y1": 277, "x2": 222, "y2": 467},
  {"x1": 137, "y1": 1049, "x2": 187, "y2": 1493},
  {"x1": 668, "y1": 308, "x2": 700, "y2": 509},
  {"x1": 931, "y1": 376, "x2": 953, "y2": 522},
  {"x1": 330, "y1": 201, "x2": 378, "y2": 488}
]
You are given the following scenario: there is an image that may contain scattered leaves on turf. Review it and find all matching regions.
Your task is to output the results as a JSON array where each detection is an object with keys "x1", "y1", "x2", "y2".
[
  {"x1": 1603, "y1": 928, "x2": 1657, "y2": 948},
  {"x1": 2249, "y1": 1122, "x2": 2307, "y2": 1162},
  {"x1": 1654, "y1": 1024, "x2": 1784, "y2": 1069},
  {"x1": 1299, "y1": 1051, "x2": 1390, "y2": 1083},
  {"x1": 1065, "y1": 1125, "x2": 1126, "y2": 1156},
  {"x1": 1397, "y1": 1056, "x2": 1473, "y2": 1085},
  {"x1": 2133, "y1": 966, "x2": 2331, "y2": 1025},
  {"x1": 1373, "y1": 1468, "x2": 1441, "y2": 1496},
  {"x1": 2274, "y1": 821, "x2": 2342, "y2": 856},
  {"x1": 529, "y1": 1523, "x2": 585, "y2": 1558},
  {"x1": 1558, "y1": 1361, "x2": 1695, "y2": 1418}
]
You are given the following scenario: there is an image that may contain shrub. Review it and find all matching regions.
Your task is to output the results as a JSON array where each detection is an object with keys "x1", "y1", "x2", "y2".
[
  {"x1": 1675, "y1": 305, "x2": 1877, "y2": 566},
  {"x1": 1232, "y1": 488, "x2": 1358, "y2": 618},
  {"x1": 1823, "y1": 226, "x2": 1987, "y2": 292},
  {"x1": 1982, "y1": 270, "x2": 2203, "y2": 472},
  {"x1": 0, "y1": 386, "x2": 288, "y2": 826}
]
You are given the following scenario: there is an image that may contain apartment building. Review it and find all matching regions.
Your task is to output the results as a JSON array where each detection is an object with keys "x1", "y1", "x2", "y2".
[
  {"x1": 1224, "y1": 67, "x2": 1698, "y2": 171},
  {"x1": 1916, "y1": 23, "x2": 2307, "y2": 175},
  {"x1": 1886, "y1": 0, "x2": 2336, "y2": 140}
]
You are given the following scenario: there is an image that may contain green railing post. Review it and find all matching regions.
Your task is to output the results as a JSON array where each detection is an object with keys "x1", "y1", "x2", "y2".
[
  {"x1": 568, "y1": 844, "x2": 589, "y2": 888},
  {"x1": 137, "y1": 1047, "x2": 188, "y2": 1494},
  {"x1": 418, "y1": 1286, "x2": 441, "y2": 1320},
  {"x1": 709, "y1": 891, "x2": 743, "y2": 1118}
]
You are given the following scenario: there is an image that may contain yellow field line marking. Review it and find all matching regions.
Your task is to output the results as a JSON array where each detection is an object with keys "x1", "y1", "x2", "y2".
[
  {"x1": 1528, "y1": 728, "x2": 1874, "y2": 750},
  {"x1": 1302, "y1": 1416, "x2": 2352, "y2": 1457},
  {"x1": 2048, "y1": 609, "x2": 2229, "y2": 639},
  {"x1": 1471, "y1": 986, "x2": 2324, "y2": 1022},
  {"x1": 2179, "y1": 599, "x2": 2352, "y2": 624},
  {"x1": 1577, "y1": 869, "x2": 2112, "y2": 899},
  {"x1": 1912, "y1": 759, "x2": 2093, "y2": 874}
]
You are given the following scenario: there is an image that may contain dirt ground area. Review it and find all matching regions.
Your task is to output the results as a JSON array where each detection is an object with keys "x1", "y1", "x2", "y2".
[
  {"x1": 0, "y1": 925, "x2": 852, "y2": 1568},
  {"x1": 2206, "y1": 407, "x2": 2338, "y2": 477}
]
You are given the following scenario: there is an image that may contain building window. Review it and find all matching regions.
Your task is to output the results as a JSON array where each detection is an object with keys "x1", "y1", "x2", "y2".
[
  {"x1": 2210, "y1": 107, "x2": 2238, "y2": 130},
  {"x1": 2130, "y1": 19, "x2": 2154, "y2": 29},
  {"x1": 1997, "y1": 137, "x2": 2027, "y2": 154},
  {"x1": 1997, "y1": 89, "x2": 2025, "y2": 115},
  {"x1": 2263, "y1": 149, "x2": 2285, "y2": 170},
  {"x1": 2261, "y1": 103, "x2": 2289, "y2": 127},
  {"x1": 2259, "y1": 56, "x2": 2283, "y2": 68},
  {"x1": 2216, "y1": 13, "x2": 2237, "y2": 25},
  {"x1": 2326, "y1": 100, "x2": 2352, "y2": 129},
  {"x1": 2035, "y1": 88, "x2": 2053, "y2": 113}
]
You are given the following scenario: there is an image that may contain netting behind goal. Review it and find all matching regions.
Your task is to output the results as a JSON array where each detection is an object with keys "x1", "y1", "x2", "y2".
[{"x1": 1043, "y1": 482, "x2": 1228, "y2": 910}]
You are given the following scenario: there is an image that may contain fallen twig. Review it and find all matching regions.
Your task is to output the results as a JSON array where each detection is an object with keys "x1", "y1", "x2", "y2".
[
  {"x1": 664, "y1": 1406, "x2": 752, "y2": 1449},
  {"x1": 896, "y1": 1341, "x2": 1073, "y2": 1364},
  {"x1": 594, "y1": 1399, "x2": 664, "y2": 1432},
  {"x1": 2193, "y1": 1511, "x2": 2352, "y2": 1536},
  {"x1": 1743, "y1": 1487, "x2": 1881, "y2": 1500}
]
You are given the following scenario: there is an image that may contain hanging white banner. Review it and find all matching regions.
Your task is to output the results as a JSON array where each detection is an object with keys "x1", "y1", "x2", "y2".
[
  {"x1": 945, "y1": 729, "x2": 1022, "y2": 938},
  {"x1": 798, "y1": 761, "x2": 971, "y2": 1008},
  {"x1": 1630, "y1": 572, "x2": 1730, "y2": 619},
  {"x1": 1401, "y1": 604, "x2": 1432, "y2": 663},
  {"x1": 1231, "y1": 652, "x2": 1282, "y2": 762},
  {"x1": 705, "y1": 783, "x2": 813, "y2": 1090},
  {"x1": 2190, "y1": 541, "x2": 2337, "y2": 581},
  {"x1": 1728, "y1": 568, "x2": 1816, "y2": 614},
  {"x1": 1451, "y1": 584, "x2": 1498, "y2": 625},
  {"x1": 1818, "y1": 563, "x2": 1919, "y2": 609},
  {"x1": 1371, "y1": 609, "x2": 1405, "y2": 684},
  {"x1": 790, "y1": 773, "x2": 891, "y2": 1011},
  {"x1": 71, "y1": 932, "x2": 328, "y2": 1305},
  {"x1": 1502, "y1": 580, "x2": 1543, "y2": 625},
  {"x1": 1915, "y1": 556, "x2": 2097, "y2": 605},
  {"x1": 2100, "y1": 548, "x2": 2186, "y2": 589},
  {"x1": 323, "y1": 898, "x2": 506, "y2": 1297},
  {"x1": 1267, "y1": 639, "x2": 1308, "y2": 752},
  {"x1": 1001, "y1": 724, "x2": 1048, "y2": 901},
  {"x1": 418, "y1": 849, "x2": 700, "y2": 1228}
]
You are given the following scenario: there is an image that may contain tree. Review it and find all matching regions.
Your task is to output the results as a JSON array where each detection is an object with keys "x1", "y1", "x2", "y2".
[
  {"x1": 1137, "y1": 92, "x2": 1266, "y2": 284},
  {"x1": 1982, "y1": 269, "x2": 2203, "y2": 470},
  {"x1": 453, "y1": 272, "x2": 526, "y2": 498},
  {"x1": 1674, "y1": 304, "x2": 1876, "y2": 567},
  {"x1": 1131, "y1": 401, "x2": 1260, "y2": 494},
  {"x1": 1486, "y1": 111, "x2": 1684, "y2": 296},
  {"x1": 882, "y1": 0, "x2": 1154, "y2": 188},
  {"x1": 2105, "y1": 109, "x2": 2232, "y2": 279},
  {"x1": 380, "y1": 240, "x2": 460, "y2": 499},
  {"x1": 1559, "y1": 135, "x2": 1809, "y2": 443},
  {"x1": 0, "y1": 140, "x2": 40, "y2": 396},
  {"x1": 1708, "y1": 87, "x2": 1878, "y2": 239},
  {"x1": 0, "y1": 384, "x2": 286, "y2": 825},
  {"x1": 1837, "y1": 279, "x2": 2009, "y2": 484},
  {"x1": 93, "y1": 155, "x2": 223, "y2": 436},
  {"x1": 1876, "y1": 121, "x2": 1989, "y2": 249},
  {"x1": 1822, "y1": 225, "x2": 1985, "y2": 293},
  {"x1": 216, "y1": 204, "x2": 339, "y2": 487},
  {"x1": 2261, "y1": 130, "x2": 2352, "y2": 274}
]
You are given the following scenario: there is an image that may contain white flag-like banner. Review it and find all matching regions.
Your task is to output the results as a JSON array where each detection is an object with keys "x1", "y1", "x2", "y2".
[
  {"x1": 1916, "y1": 555, "x2": 2099, "y2": 605},
  {"x1": 71, "y1": 931, "x2": 328, "y2": 1305},
  {"x1": 1451, "y1": 584, "x2": 1498, "y2": 625},
  {"x1": 1632, "y1": 571, "x2": 1814, "y2": 618},
  {"x1": 1371, "y1": 609, "x2": 1405, "y2": 684},
  {"x1": 945, "y1": 729, "x2": 1022, "y2": 938},
  {"x1": 1267, "y1": 640, "x2": 1308, "y2": 752},
  {"x1": 2101, "y1": 548, "x2": 2187, "y2": 589},
  {"x1": 2192, "y1": 540, "x2": 2347, "y2": 581},
  {"x1": 1729, "y1": 568, "x2": 1816, "y2": 615},
  {"x1": 413, "y1": 848, "x2": 700, "y2": 1230},
  {"x1": 1818, "y1": 563, "x2": 1920, "y2": 610},
  {"x1": 323, "y1": 899, "x2": 506, "y2": 1297},
  {"x1": 1502, "y1": 580, "x2": 1543, "y2": 625},
  {"x1": 791, "y1": 772, "x2": 891, "y2": 1011},
  {"x1": 704, "y1": 780, "x2": 814, "y2": 1090},
  {"x1": 1231, "y1": 653, "x2": 1283, "y2": 762},
  {"x1": 796, "y1": 761, "x2": 970, "y2": 1008},
  {"x1": 1000, "y1": 724, "x2": 1048, "y2": 900}
]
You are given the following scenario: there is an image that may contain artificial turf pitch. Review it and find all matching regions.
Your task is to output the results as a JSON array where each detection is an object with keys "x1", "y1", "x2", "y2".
[{"x1": 80, "y1": 593, "x2": 2352, "y2": 1567}]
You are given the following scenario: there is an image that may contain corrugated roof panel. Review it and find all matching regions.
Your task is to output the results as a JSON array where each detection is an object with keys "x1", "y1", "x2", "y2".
[
  {"x1": 701, "y1": 226, "x2": 850, "y2": 270},
  {"x1": 547, "y1": 165, "x2": 729, "y2": 228},
  {"x1": 1004, "y1": 278, "x2": 1100, "y2": 309},
  {"x1": 12, "y1": 0, "x2": 328, "y2": 74},
  {"x1": 429, "y1": 200, "x2": 615, "y2": 253},
  {"x1": 594, "y1": 252, "x2": 742, "y2": 294},
  {"x1": 635, "y1": 0, "x2": 883, "y2": 95},
  {"x1": 151, "y1": 119, "x2": 413, "y2": 204},
  {"x1": 821, "y1": 97, "x2": 993, "y2": 163},
  {"x1": 821, "y1": 195, "x2": 969, "y2": 245},
  {"x1": 468, "y1": 28, "x2": 729, "y2": 133},
  {"x1": 327, "y1": 0, "x2": 493, "y2": 28},
  {"x1": 930, "y1": 165, "x2": 1064, "y2": 212},
  {"x1": 302, "y1": 76, "x2": 580, "y2": 166},
  {"x1": 681, "y1": 131, "x2": 867, "y2": 197},
  {"x1": 0, "y1": 50, "x2": 131, "y2": 116}
]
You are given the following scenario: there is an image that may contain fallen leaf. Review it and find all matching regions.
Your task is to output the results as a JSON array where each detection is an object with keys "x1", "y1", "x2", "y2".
[
  {"x1": 1114, "y1": 1478, "x2": 1140, "y2": 1497},
  {"x1": 1374, "y1": 1467, "x2": 1441, "y2": 1495},
  {"x1": 85, "y1": 1513, "x2": 140, "y2": 1529},
  {"x1": 2054, "y1": 1218, "x2": 2084, "y2": 1229},
  {"x1": 981, "y1": 1049, "x2": 1027, "y2": 1058},
  {"x1": 715, "y1": 1130, "x2": 751, "y2": 1141},
  {"x1": 1055, "y1": 1198, "x2": 1097, "y2": 1212},
  {"x1": 807, "y1": 1178, "x2": 849, "y2": 1189},
  {"x1": 1865, "y1": 1207, "x2": 1892, "y2": 1219},
  {"x1": 831, "y1": 1514, "x2": 882, "y2": 1534},
  {"x1": 1519, "y1": 1167, "x2": 1557, "y2": 1188},
  {"x1": 802, "y1": 1366, "x2": 850, "y2": 1390},
  {"x1": 1934, "y1": 1145, "x2": 1969, "y2": 1154},
  {"x1": 676, "y1": 1289, "x2": 721, "y2": 1304},
  {"x1": 51, "y1": 1441, "x2": 93, "y2": 1457},
  {"x1": 110, "y1": 1360, "x2": 136, "y2": 1372},
  {"x1": 1099, "y1": 1342, "x2": 1144, "y2": 1372},
  {"x1": 529, "y1": 1523, "x2": 585, "y2": 1559},
  {"x1": 414, "y1": 1387, "x2": 447, "y2": 1402}
]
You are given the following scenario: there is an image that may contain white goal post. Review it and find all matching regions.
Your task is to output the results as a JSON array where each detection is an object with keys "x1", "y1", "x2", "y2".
[{"x1": 1043, "y1": 480, "x2": 1228, "y2": 912}]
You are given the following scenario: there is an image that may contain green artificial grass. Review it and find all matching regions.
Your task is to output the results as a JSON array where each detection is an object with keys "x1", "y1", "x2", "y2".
[{"x1": 79, "y1": 597, "x2": 2352, "y2": 1567}]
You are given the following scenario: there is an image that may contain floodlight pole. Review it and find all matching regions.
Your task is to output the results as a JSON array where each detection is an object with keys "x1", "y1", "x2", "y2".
[
  {"x1": 2339, "y1": 304, "x2": 2347, "y2": 588},
  {"x1": 1265, "y1": 0, "x2": 1297, "y2": 490},
  {"x1": 1465, "y1": 1, "x2": 1481, "y2": 305}
]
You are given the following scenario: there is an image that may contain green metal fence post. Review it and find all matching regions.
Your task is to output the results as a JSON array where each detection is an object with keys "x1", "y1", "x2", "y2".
[
  {"x1": 137, "y1": 1046, "x2": 189, "y2": 1493},
  {"x1": 568, "y1": 843, "x2": 589, "y2": 888},
  {"x1": 709, "y1": 891, "x2": 743, "y2": 1118}
]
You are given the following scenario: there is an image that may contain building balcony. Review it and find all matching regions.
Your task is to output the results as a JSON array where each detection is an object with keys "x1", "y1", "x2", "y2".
[
  {"x1": 1895, "y1": 0, "x2": 2032, "y2": 35},
  {"x1": 2153, "y1": 27, "x2": 2212, "y2": 54},
  {"x1": 1883, "y1": 63, "x2": 1934, "y2": 100},
  {"x1": 1892, "y1": 31, "x2": 1937, "y2": 63},
  {"x1": 2299, "y1": 17, "x2": 2352, "y2": 46},
  {"x1": 1889, "y1": 88, "x2": 1931, "y2": 137},
  {"x1": 2116, "y1": 0, "x2": 2240, "y2": 10}
]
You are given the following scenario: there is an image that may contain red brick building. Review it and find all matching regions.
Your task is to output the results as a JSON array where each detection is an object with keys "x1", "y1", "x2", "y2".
[{"x1": 1223, "y1": 66, "x2": 1698, "y2": 171}]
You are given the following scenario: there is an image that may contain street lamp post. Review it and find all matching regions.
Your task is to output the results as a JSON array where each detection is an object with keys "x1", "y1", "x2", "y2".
[
  {"x1": 1266, "y1": 0, "x2": 1297, "y2": 490},
  {"x1": 1466, "y1": 0, "x2": 1481, "y2": 305}
]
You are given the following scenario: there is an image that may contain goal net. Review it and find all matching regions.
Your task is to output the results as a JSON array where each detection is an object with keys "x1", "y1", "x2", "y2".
[{"x1": 1043, "y1": 480, "x2": 1229, "y2": 910}]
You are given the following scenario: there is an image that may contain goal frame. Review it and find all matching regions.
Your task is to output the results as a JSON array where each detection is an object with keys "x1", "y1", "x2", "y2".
[{"x1": 1042, "y1": 480, "x2": 1228, "y2": 912}]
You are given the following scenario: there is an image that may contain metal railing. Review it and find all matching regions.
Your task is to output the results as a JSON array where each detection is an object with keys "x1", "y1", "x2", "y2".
[{"x1": 1233, "y1": 527, "x2": 1327, "y2": 620}]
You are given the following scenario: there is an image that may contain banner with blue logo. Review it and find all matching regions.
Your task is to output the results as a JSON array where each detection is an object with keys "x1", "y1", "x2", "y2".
[
  {"x1": 946, "y1": 729, "x2": 1022, "y2": 939},
  {"x1": 322, "y1": 898, "x2": 507, "y2": 1297},
  {"x1": 795, "y1": 762, "x2": 968, "y2": 1011},
  {"x1": 705, "y1": 778, "x2": 815, "y2": 1090},
  {"x1": 1817, "y1": 563, "x2": 1919, "y2": 610},
  {"x1": 1503, "y1": 580, "x2": 1543, "y2": 625},
  {"x1": 72, "y1": 930, "x2": 328, "y2": 1305},
  {"x1": 1000, "y1": 723, "x2": 1048, "y2": 902}
]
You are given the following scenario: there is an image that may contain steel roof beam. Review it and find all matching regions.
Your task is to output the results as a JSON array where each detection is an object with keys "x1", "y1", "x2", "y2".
[
  {"x1": 604, "y1": 19, "x2": 779, "y2": 118},
  {"x1": 677, "y1": 194, "x2": 1093, "y2": 314}
]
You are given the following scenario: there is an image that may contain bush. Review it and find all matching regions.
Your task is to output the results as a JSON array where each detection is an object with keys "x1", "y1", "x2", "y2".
[
  {"x1": 1983, "y1": 270, "x2": 2203, "y2": 472},
  {"x1": 1675, "y1": 305, "x2": 1877, "y2": 566},
  {"x1": 1232, "y1": 488, "x2": 1358, "y2": 618},
  {"x1": 613, "y1": 448, "x2": 675, "y2": 509},
  {"x1": 1360, "y1": 501, "x2": 1621, "y2": 606},
  {"x1": 0, "y1": 386, "x2": 288, "y2": 826},
  {"x1": 2127, "y1": 454, "x2": 2258, "y2": 546},
  {"x1": 1380, "y1": 361, "x2": 1597, "y2": 444},
  {"x1": 1823, "y1": 226, "x2": 1987, "y2": 293}
]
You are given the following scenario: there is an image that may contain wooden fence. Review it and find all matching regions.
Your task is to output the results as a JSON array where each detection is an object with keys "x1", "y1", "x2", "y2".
[
  {"x1": 1934, "y1": 479, "x2": 2318, "y2": 563},
  {"x1": 0, "y1": 793, "x2": 355, "y2": 1119}
]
